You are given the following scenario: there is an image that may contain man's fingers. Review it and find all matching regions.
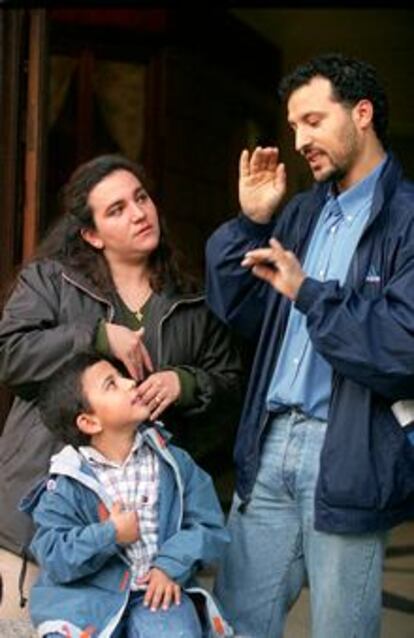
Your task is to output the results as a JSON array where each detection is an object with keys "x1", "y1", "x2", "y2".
[
  {"x1": 242, "y1": 247, "x2": 277, "y2": 268},
  {"x1": 266, "y1": 147, "x2": 279, "y2": 172},
  {"x1": 269, "y1": 237, "x2": 284, "y2": 252},
  {"x1": 251, "y1": 264, "x2": 276, "y2": 284},
  {"x1": 239, "y1": 149, "x2": 250, "y2": 177},
  {"x1": 250, "y1": 146, "x2": 264, "y2": 173}
]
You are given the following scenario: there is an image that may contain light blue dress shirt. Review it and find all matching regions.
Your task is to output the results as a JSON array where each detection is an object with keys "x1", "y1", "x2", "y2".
[{"x1": 266, "y1": 158, "x2": 386, "y2": 420}]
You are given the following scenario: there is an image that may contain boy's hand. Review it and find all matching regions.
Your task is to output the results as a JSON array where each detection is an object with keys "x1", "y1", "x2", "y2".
[
  {"x1": 110, "y1": 501, "x2": 140, "y2": 545},
  {"x1": 138, "y1": 567, "x2": 181, "y2": 611}
]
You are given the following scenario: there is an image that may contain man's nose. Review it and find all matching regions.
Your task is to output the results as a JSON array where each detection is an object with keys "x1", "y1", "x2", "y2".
[{"x1": 295, "y1": 128, "x2": 311, "y2": 153}]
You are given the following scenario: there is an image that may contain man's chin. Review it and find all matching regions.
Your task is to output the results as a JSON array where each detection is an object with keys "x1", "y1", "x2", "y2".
[{"x1": 311, "y1": 165, "x2": 341, "y2": 184}]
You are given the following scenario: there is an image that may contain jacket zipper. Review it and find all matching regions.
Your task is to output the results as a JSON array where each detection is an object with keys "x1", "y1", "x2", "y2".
[{"x1": 62, "y1": 272, "x2": 115, "y2": 321}]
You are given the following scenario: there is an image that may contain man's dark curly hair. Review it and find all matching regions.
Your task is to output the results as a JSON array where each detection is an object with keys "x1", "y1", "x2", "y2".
[
  {"x1": 38, "y1": 352, "x2": 105, "y2": 448},
  {"x1": 278, "y1": 52, "x2": 389, "y2": 148}
]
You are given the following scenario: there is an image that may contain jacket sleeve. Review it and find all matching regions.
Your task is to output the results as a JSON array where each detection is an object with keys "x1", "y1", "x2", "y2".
[
  {"x1": 0, "y1": 261, "x2": 97, "y2": 397},
  {"x1": 30, "y1": 482, "x2": 118, "y2": 584},
  {"x1": 205, "y1": 213, "x2": 275, "y2": 341},
  {"x1": 153, "y1": 449, "x2": 229, "y2": 585},
  {"x1": 296, "y1": 244, "x2": 414, "y2": 400}
]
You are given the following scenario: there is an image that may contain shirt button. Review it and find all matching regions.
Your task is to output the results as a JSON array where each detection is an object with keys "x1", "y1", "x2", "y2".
[
  {"x1": 319, "y1": 269, "x2": 325, "y2": 278},
  {"x1": 347, "y1": 215, "x2": 352, "y2": 221},
  {"x1": 331, "y1": 226, "x2": 337, "y2": 234},
  {"x1": 293, "y1": 358, "x2": 299, "y2": 365}
]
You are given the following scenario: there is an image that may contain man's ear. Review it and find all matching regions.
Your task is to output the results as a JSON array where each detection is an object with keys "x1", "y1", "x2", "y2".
[
  {"x1": 80, "y1": 228, "x2": 104, "y2": 250},
  {"x1": 353, "y1": 99, "x2": 374, "y2": 132},
  {"x1": 76, "y1": 412, "x2": 102, "y2": 436}
]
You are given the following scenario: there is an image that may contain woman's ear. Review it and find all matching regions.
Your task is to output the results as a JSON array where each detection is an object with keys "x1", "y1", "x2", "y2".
[
  {"x1": 76, "y1": 412, "x2": 102, "y2": 436},
  {"x1": 80, "y1": 228, "x2": 104, "y2": 250}
]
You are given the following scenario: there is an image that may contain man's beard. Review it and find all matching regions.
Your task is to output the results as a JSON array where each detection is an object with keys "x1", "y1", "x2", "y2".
[{"x1": 318, "y1": 163, "x2": 347, "y2": 184}]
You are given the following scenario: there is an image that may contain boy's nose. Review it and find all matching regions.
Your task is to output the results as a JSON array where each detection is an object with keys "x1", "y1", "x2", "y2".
[{"x1": 121, "y1": 377, "x2": 138, "y2": 390}]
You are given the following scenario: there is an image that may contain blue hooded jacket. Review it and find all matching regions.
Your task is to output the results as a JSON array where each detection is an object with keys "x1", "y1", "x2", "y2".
[
  {"x1": 20, "y1": 425, "x2": 233, "y2": 637},
  {"x1": 206, "y1": 154, "x2": 414, "y2": 534}
]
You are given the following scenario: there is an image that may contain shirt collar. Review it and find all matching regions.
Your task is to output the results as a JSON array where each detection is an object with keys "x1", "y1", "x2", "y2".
[
  {"x1": 79, "y1": 428, "x2": 144, "y2": 469},
  {"x1": 324, "y1": 156, "x2": 387, "y2": 227}
]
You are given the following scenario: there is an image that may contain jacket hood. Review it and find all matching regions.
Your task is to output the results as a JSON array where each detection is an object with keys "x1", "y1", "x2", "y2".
[{"x1": 19, "y1": 422, "x2": 176, "y2": 518}]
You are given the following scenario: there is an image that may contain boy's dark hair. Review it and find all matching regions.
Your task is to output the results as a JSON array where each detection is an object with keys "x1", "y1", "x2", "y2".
[
  {"x1": 38, "y1": 352, "x2": 104, "y2": 448},
  {"x1": 278, "y1": 52, "x2": 389, "y2": 148}
]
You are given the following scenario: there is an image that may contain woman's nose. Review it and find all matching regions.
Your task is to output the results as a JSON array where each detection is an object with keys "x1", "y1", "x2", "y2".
[{"x1": 130, "y1": 202, "x2": 146, "y2": 222}]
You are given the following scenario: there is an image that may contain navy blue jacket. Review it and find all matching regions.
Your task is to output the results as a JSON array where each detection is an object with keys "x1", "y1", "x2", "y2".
[{"x1": 206, "y1": 154, "x2": 414, "y2": 533}]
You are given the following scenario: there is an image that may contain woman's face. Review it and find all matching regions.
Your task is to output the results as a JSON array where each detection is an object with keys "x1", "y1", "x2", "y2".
[{"x1": 83, "y1": 169, "x2": 160, "y2": 266}]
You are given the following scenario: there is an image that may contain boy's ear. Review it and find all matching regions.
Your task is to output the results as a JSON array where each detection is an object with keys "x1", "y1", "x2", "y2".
[{"x1": 76, "y1": 412, "x2": 102, "y2": 436}]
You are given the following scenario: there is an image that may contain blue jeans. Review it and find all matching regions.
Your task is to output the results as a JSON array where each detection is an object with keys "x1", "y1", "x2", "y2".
[
  {"x1": 46, "y1": 591, "x2": 202, "y2": 638},
  {"x1": 214, "y1": 411, "x2": 387, "y2": 638}
]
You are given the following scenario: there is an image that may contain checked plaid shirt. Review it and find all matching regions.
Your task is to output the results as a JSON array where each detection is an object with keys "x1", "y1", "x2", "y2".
[{"x1": 80, "y1": 429, "x2": 160, "y2": 590}]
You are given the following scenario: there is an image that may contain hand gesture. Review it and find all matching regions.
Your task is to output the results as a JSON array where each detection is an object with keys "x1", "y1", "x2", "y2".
[
  {"x1": 138, "y1": 567, "x2": 181, "y2": 611},
  {"x1": 136, "y1": 370, "x2": 181, "y2": 421},
  {"x1": 110, "y1": 501, "x2": 140, "y2": 545},
  {"x1": 239, "y1": 147, "x2": 287, "y2": 223},
  {"x1": 242, "y1": 237, "x2": 305, "y2": 301},
  {"x1": 105, "y1": 324, "x2": 154, "y2": 381}
]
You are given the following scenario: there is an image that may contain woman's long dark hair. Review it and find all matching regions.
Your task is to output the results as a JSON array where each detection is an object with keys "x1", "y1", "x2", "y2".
[{"x1": 34, "y1": 154, "x2": 193, "y2": 296}]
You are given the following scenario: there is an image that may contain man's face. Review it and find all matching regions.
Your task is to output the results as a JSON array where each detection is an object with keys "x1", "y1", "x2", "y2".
[
  {"x1": 287, "y1": 76, "x2": 361, "y2": 185},
  {"x1": 81, "y1": 360, "x2": 150, "y2": 432}
]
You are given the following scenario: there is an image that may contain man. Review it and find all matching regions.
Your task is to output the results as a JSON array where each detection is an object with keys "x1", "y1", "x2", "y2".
[{"x1": 206, "y1": 53, "x2": 414, "y2": 638}]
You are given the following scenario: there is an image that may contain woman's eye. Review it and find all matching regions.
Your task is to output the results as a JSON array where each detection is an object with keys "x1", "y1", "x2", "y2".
[
  {"x1": 108, "y1": 205, "x2": 123, "y2": 216},
  {"x1": 136, "y1": 192, "x2": 148, "y2": 204}
]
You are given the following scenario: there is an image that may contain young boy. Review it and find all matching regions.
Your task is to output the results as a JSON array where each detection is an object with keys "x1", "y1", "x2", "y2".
[{"x1": 20, "y1": 352, "x2": 234, "y2": 638}]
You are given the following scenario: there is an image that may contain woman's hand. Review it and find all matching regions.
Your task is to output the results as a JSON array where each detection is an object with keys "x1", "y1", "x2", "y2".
[
  {"x1": 138, "y1": 567, "x2": 181, "y2": 611},
  {"x1": 136, "y1": 370, "x2": 181, "y2": 420},
  {"x1": 105, "y1": 324, "x2": 154, "y2": 381}
]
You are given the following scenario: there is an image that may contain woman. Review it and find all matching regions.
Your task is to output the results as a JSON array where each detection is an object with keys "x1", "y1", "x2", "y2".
[{"x1": 0, "y1": 154, "x2": 244, "y2": 619}]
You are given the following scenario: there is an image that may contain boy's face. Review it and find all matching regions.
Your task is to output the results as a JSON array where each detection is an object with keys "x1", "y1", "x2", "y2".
[{"x1": 80, "y1": 360, "x2": 150, "y2": 432}]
